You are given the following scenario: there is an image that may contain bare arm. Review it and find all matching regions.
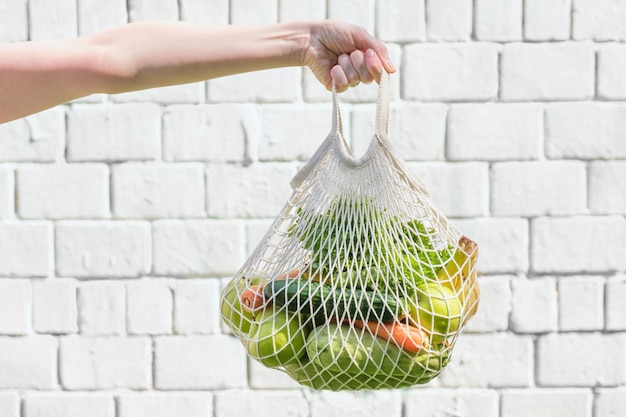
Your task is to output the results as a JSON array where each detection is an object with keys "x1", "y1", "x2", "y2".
[{"x1": 0, "y1": 20, "x2": 394, "y2": 124}]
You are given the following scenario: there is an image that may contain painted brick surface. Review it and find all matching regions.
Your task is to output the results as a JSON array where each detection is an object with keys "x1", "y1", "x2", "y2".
[{"x1": 4, "y1": 1, "x2": 626, "y2": 415}]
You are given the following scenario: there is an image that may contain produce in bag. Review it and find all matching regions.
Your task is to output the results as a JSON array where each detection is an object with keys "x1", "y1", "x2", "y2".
[{"x1": 220, "y1": 72, "x2": 479, "y2": 390}]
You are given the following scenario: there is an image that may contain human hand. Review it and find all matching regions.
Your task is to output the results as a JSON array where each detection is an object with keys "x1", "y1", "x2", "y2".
[{"x1": 303, "y1": 20, "x2": 396, "y2": 93}]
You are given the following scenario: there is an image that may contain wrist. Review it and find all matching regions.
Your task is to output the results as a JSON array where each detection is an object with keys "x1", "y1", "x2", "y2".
[{"x1": 279, "y1": 20, "x2": 314, "y2": 67}]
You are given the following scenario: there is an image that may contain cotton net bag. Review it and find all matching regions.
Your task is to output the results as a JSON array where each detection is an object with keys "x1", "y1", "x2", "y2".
[{"x1": 220, "y1": 72, "x2": 479, "y2": 391}]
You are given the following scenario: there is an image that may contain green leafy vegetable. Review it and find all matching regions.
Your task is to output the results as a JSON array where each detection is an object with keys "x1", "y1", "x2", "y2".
[{"x1": 289, "y1": 198, "x2": 453, "y2": 297}]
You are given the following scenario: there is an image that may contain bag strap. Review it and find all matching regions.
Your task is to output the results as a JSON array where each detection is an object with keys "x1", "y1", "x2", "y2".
[{"x1": 375, "y1": 70, "x2": 390, "y2": 142}]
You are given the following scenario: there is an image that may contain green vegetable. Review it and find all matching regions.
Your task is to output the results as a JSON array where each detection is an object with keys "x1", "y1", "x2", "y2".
[
  {"x1": 247, "y1": 307, "x2": 308, "y2": 368},
  {"x1": 306, "y1": 323, "x2": 434, "y2": 378},
  {"x1": 289, "y1": 198, "x2": 453, "y2": 299},
  {"x1": 264, "y1": 278, "x2": 400, "y2": 323},
  {"x1": 285, "y1": 358, "x2": 428, "y2": 391}
]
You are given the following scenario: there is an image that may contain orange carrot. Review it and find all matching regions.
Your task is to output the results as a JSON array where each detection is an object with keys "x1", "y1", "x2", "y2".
[
  {"x1": 276, "y1": 270, "x2": 302, "y2": 280},
  {"x1": 352, "y1": 320, "x2": 427, "y2": 354},
  {"x1": 240, "y1": 285, "x2": 265, "y2": 312}
]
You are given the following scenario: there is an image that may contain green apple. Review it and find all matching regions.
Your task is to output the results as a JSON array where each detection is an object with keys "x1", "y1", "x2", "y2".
[
  {"x1": 411, "y1": 283, "x2": 461, "y2": 345},
  {"x1": 220, "y1": 276, "x2": 263, "y2": 336},
  {"x1": 247, "y1": 307, "x2": 307, "y2": 368}
]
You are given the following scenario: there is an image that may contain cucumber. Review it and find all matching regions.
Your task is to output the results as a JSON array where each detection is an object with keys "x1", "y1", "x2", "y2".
[{"x1": 263, "y1": 278, "x2": 399, "y2": 323}]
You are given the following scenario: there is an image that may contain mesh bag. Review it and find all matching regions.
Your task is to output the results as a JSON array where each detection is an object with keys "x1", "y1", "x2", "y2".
[{"x1": 220, "y1": 73, "x2": 479, "y2": 391}]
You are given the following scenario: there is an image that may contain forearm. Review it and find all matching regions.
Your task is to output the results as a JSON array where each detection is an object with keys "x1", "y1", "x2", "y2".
[
  {"x1": 92, "y1": 21, "x2": 311, "y2": 93},
  {"x1": 0, "y1": 21, "x2": 312, "y2": 123}
]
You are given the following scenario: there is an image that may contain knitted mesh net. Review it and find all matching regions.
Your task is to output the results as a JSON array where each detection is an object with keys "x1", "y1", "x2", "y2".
[{"x1": 221, "y1": 73, "x2": 479, "y2": 391}]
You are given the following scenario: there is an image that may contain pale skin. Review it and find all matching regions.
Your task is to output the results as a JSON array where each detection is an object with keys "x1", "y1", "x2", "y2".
[{"x1": 0, "y1": 19, "x2": 396, "y2": 124}]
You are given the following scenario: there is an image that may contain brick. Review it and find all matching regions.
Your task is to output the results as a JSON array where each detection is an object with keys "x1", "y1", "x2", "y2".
[
  {"x1": 606, "y1": 275, "x2": 626, "y2": 330},
  {"x1": 112, "y1": 163, "x2": 205, "y2": 219},
  {"x1": 404, "y1": 43, "x2": 499, "y2": 101},
  {"x1": 464, "y1": 276, "x2": 512, "y2": 333},
  {"x1": 531, "y1": 217, "x2": 626, "y2": 274},
  {"x1": 0, "y1": 0, "x2": 27, "y2": 41},
  {"x1": 501, "y1": 43, "x2": 595, "y2": 101},
  {"x1": 595, "y1": 388, "x2": 626, "y2": 417},
  {"x1": 0, "y1": 336, "x2": 57, "y2": 389},
  {"x1": 475, "y1": 0, "x2": 523, "y2": 41},
  {"x1": 179, "y1": 0, "x2": 228, "y2": 24},
  {"x1": 128, "y1": 0, "x2": 178, "y2": 21},
  {"x1": 510, "y1": 278, "x2": 558, "y2": 333},
  {"x1": 589, "y1": 161, "x2": 626, "y2": 214},
  {"x1": 163, "y1": 104, "x2": 253, "y2": 162},
  {"x1": 545, "y1": 103, "x2": 626, "y2": 159},
  {"x1": 406, "y1": 389, "x2": 498, "y2": 417},
  {"x1": 438, "y1": 333, "x2": 533, "y2": 388},
  {"x1": 598, "y1": 45, "x2": 626, "y2": 100},
  {"x1": 206, "y1": 163, "x2": 296, "y2": 218},
  {"x1": 376, "y1": 0, "x2": 425, "y2": 42},
  {"x1": 501, "y1": 389, "x2": 592, "y2": 417},
  {"x1": 77, "y1": 0, "x2": 127, "y2": 35},
  {"x1": 67, "y1": 104, "x2": 161, "y2": 162},
  {"x1": 0, "y1": 221, "x2": 52, "y2": 277},
  {"x1": 174, "y1": 280, "x2": 221, "y2": 335},
  {"x1": 278, "y1": 0, "x2": 324, "y2": 21},
  {"x1": 524, "y1": 0, "x2": 571, "y2": 41},
  {"x1": 451, "y1": 218, "x2": 529, "y2": 274},
  {"x1": 426, "y1": 0, "x2": 472, "y2": 41},
  {"x1": 311, "y1": 391, "x2": 402, "y2": 417},
  {"x1": 351, "y1": 103, "x2": 446, "y2": 161},
  {"x1": 214, "y1": 390, "x2": 308, "y2": 417},
  {"x1": 447, "y1": 103, "x2": 542, "y2": 161},
  {"x1": 231, "y1": 0, "x2": 276, "y2": 24},
  {"x1": 573, "y1": 0, "x2": 626, "y2": 40},
  {"x1": 0, "y1": 107, "x2": 65, "y2": 162},
  {"x1": 56, "y1": 221, "x2": 151, "y2": 278},
  {"x1": 491, "y1": 161, "x2": 587, "y2": 216},
  {"x1": 257, "y1": 104, "x2": 332, "y2": 162},
  {"x1": 328, "y1": 0, "x2": 375, "y2": 33},
  {"x1": 155, "y1": 335, "x2": 246, "y2": 389},
  {"x1": 153, "y1": 220, "x2": 243, "y2": 276},
  {"x1": 558, "y1": 276, "x2": 604, "y2": 331},
  {"x1": 118, "y1": 393, "x2": 212, "y2": 417},
  {"x1": 407, "y1": 162, "x2": 489, "y2": 218},
  {"x1": 33, "y1": 279, "x2": 78, "y2": 334},
  {"x1": 0, "y1": 167, "x2": 13, "y2": 218},
  {"x1": 127, "y1": 280, "x2": 173, "y2": 335},
  {"x1": 17, "y1": 164, "x2": 110, "y2": 219},
  {"x1": 0, "y1": 392, "x2": 18, "y2": 417},
  {"x1": 0, "y1": 279, "x2": 30, "y2": 335},
  {"x1": 537, "y1": 333, "x2": 626, "y2": 386},
  {"x1": 248, "y1": 358, "x2": 301, "y2": 389},
  {"x1": 28, "y1": 0, "x2": 77, "y2": 40},
  {"x1": 23, "y1": 393, "x2": 114, "y2": 417},
  {"x1": 60, "y1": 336, "x2": 151, "y2": 389},
  {"x1": 78, "y1": 282, "x2": 126, "y2": 335},
  {"x1": 208, "y1": 68, "x2": 299, "y2": 103}
]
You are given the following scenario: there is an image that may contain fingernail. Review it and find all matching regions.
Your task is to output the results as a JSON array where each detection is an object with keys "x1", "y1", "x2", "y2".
[
  {"x1": 387, "y1": 58, "x2": 397, "y2": 72},
  {"x1": 366, "y1": 48, "x2": 375, "y2": 58}
]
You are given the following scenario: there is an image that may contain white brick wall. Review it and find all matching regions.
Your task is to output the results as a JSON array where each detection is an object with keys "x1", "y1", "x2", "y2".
[
  {"x1": 23, "y1": 393, "x2": 115, "y2": 417},
  {"x1": 60, "y1": 336, "x2": 151, "y2": 389},
  {"x1": 33, "y1": 279, "x2": 78, "y2": 334},
  {"x1": 17, "y1": 164, "x2": 110, "y2": 219},
  {"x1": 3, "y1": 1, "x2": 626, "y2": 415}
]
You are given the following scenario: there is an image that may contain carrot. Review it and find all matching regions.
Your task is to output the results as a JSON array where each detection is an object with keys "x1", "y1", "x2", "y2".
[
  {"x1": 276, "y1": 270, "x2": 302, "y2": 280},
  {"x1": 352, "y1": 320, "x2": 427, "y2": 354},
  {"x1": 240, "y1": 285, "x2": 265, "y2": 312}
]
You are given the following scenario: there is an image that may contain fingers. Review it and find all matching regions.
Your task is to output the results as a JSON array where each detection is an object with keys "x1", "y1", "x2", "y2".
[
  {"x1": 330, "y1": 49, "x2": 386, "y2": 92},
  {"x1": 350, "y1": 24, "x2": 397, "y2": 74}
]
